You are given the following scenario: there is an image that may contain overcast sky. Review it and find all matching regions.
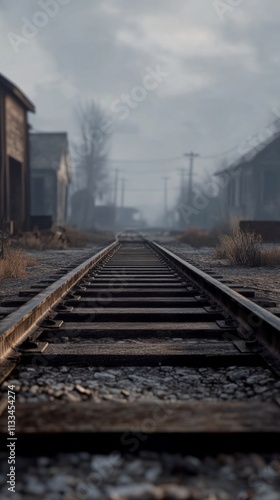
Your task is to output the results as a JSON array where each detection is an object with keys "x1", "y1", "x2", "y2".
[{"x1": 1, "y1": 0, "x2": 279, "y2": 223}]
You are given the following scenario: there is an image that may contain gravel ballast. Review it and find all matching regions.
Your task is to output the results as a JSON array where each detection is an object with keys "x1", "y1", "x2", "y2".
[
  {"x1": 0, "y1": 451, "x2": 280, "y2": 499},
  {"x1": 1, "y1": 243, "x2": 280, "y2": 499},
  {"x1": 1, "y1": 366, "x2": 279, "y2": 404}
]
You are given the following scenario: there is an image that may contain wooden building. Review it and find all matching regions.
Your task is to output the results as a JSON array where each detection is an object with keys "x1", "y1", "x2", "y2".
[
  {"x1": 215, "y1": 133, "x2": 280, "y2": 223},
  {"x1": 0, "y1": 74, "x2": 35, "y2": 231},
  {"x1": 30, "y1": 132, "x2": 71, "y2": 227}
]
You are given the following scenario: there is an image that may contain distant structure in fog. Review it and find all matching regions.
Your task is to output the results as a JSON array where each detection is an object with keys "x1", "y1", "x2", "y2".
[
  {"x1": 30, "y1": 132, "x2": 71, "y2": 228},
  {"x1": 215, "y1": 133, "x2": 280, "y2": 223},
  {"x1": 0, "y1": 73, "x2": 35, "y2": 232}
]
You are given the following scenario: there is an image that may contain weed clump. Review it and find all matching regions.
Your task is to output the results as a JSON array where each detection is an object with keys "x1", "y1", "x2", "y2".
[
  {"x1": 216, "y1": 228, "x2": 262, "y2": 266},
  {"x1": 0, "y1": 247, "x2": 35, "y2": 280}
]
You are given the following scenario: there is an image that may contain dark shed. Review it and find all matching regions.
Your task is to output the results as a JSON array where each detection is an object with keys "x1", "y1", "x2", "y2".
[
  {"x1": 215, "y1": 133, "x2": 280, "y2": 223},
  {"x1": 30, "y1": 132, "x2": 71, "y2": 227},
  {"x1": 0, "y1": 73, "x2": 35, "y2": 231}
]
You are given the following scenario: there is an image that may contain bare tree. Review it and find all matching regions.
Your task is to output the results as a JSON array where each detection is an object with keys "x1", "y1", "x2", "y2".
[{"x1": 71, "y1": 101, "x2": 112, "y2": 227}]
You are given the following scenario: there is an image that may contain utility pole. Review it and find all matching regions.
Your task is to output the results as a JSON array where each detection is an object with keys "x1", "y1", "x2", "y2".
[
  {"x1": 162, "y1": 176, "x2": 169, "y2": 224},
  {"x1": 113, "y1": 168, "x2": 119, "y2": 208},
  {"x1": 178, "y1": 168, "x2": 187, "y2": 199},
  {"x1": 184, "y1": 152, "x2": 199, "y2": 201},
  {"x1": 121, "y1": 178, "x2": 125, "y2": 208}
]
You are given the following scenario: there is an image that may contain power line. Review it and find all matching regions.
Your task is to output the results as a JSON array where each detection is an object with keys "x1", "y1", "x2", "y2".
[
  {"x1": 107, "y1": 145, "x2": 241, "y2": 165},
  {"x1": 107, "y1": 156, "x2": 182, "y2": 164},
  {"x1": 123, "y1": 167, "x2": 173, "y2": 175},
  {"x1": 200, "y1": 145, "x2": 241, "y2": 159},
  {"x1": 107, "y1": 186, "x2": 179, "y2": 192}
]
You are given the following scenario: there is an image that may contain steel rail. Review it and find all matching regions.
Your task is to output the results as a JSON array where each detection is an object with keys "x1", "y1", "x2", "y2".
[
  {"x1": 152, "y1": 242, "x2": 280, "y2": 358},
  {"x1": 0, "y1": 241, "x2": 119, "y2": 359},
  {"x1": 0, "y1": 237, "x2": 280, "y2": 454}
]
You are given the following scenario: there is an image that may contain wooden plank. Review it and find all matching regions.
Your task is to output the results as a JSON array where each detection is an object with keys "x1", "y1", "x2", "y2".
[
  {"x1": 43, "y1": 321, "x2": 232, "y2": 332},
  {"x1": 5, "y1": 94, "x2": 25, "y2": 162},
  {"x1": 40, "y1": 321, "x2": 229, "y2": 340},
  {"x1": 92, "y1": 278, "x2": 178, "y2": 282},
  {"x1": 98, "y1": 273, "x2": 174, "y2": 276},
  {"x1": 101, "y1": 267, "x2": 168, "y2": 270},
  {"x1": 0, "y1": 354, "x2": 18, "y2": 384},
  {"x1": 63, "y1": 298, "x2": 210, "y2": 308},
  {"x1": 75, "y1": 288, "x2": 254, "y2": 297},
  {"x1": 22, "y1": 341, "x2": 261, "y2": 366},
  {"x1": 83, "y1": 283, "x2": 187, "y2": 288},
  {"x1": 76, "y1": 289, "x2": 193, "y2": 298},
  {"x1": 0, "y1": 401, "x2": 279, "y2": 433},
  {"x1": 54, "y1": 307, "x2": 224, "y2": 322}
]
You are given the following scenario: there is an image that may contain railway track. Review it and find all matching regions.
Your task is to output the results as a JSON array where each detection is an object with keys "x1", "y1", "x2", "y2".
[{"x1": 0, "y1": 235, "x2": 280, "y2": 456}]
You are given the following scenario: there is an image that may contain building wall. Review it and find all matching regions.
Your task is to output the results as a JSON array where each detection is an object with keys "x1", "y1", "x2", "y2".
[
  {"x1": 56, "y1": 177, "x2": 68, "y2": 226},
  {"x1": 31, "y1": 170, "x2": 57, "y2": 221},
  {"x1": 218, "y1": 143, "x2": 280, "y2": 224},
  {"x1": 0, "y1": 87, "x2": 6, "y2": 222},
  {"x1": 30, "y1": 136, "x2": 70, "y2": 227},
  {"x1": 0, "y1": 90, "x2": 30, "y2": 231},
  {"x1": 57, "y1": 151, "x2": 69, "y2": 225}
]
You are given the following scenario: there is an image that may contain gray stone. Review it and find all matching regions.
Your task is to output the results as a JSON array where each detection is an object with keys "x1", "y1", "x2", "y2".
[
  {"x1": 107, "y1": 483, "x2": 158, "y2": 499},
  {"x1": 228, "y1": 370, "x2": 248, "y2": 382},
  {"x1": 145, "y1": 465, "x2": 162, "y2": 482},
  {"x1": 75, "y1": 384, "x2": 92, "y2": 395},
  {"x1": 48, "y1": 474, "x2": 73, "y2": 493},
  {"x1": 184, "y1": 456, "x2": 201, "y2": 475},
  {"x1": 26, "y1": 478, "x2": 47, "y2": 495},
  {"x1": 66, "y1": 392, "x2": 81, "y2": 402},
  {"x1": 36, "y1": 456, "x2": 50, "y2": 467},
  {"x1": 223, "y1": 383, "x2": 238, "y2": 394},
  {"x1": 161, "y1": 484, "x2": 192, "y2": 499}
]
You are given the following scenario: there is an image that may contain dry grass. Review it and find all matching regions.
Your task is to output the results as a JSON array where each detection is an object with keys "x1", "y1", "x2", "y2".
[
  {"x1": 18, "y1": 232, "x2": 44, "y2": 251},
  {"x1": 18, "y1": 226, "x2": 114, "y2": 251},
  {"x1": 215, "y1": 228, "x2": 263, "y2": 267},
  {"x1": 177, "y1": 226, "x2": 230, "y2": 248},
  {"x1": 260, "y1": 247, "x2": 280, "y2": 267},
  {"x1": 216, "y1": 229, "x2": 280, "y2": 267},
  {"x1": 18, "y1": 229, "x2": 67, "y2": 250},
  {"x1": 65, "y1": 226, "x2": 113, "y2": 247},
  {"x1": 0, "y1": 247, "x2": 36, "y2": 280}
]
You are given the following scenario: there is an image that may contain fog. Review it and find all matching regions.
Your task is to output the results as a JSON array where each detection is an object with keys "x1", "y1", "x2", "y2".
[{"x1": 1, "y1": 0, "x2": 280, "y2": 227}]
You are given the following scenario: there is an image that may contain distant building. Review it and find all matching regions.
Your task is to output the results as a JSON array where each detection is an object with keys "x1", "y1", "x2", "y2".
[
  {"x1": 215, "y1": 133, "x2": 280, "y2": 223},
  {"x1": 116, "y1": 207, "x2": 147, "y2": 230},
  {"x1": 70, "y1": 188, "x2": 95, "y2": 229},
  {"x1": 0, "y1": 73, "x2": 35, "y2": 231},
  {"x1": 30, "y1": 132, "x2": 71, "y2": 227}
]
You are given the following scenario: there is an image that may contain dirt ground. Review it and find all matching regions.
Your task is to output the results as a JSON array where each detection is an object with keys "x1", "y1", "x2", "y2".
[{"x1": 0, "y1": 246, "x2": 101, "y2": 302}]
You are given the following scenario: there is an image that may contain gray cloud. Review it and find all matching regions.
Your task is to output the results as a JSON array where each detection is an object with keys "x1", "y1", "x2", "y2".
[{"x1": 1, "y1": 0, "x2": 280, "y2": 222}]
